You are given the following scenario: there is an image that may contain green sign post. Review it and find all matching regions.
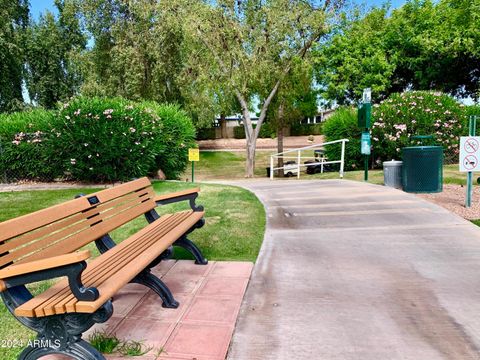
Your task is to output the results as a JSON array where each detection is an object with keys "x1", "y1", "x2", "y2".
[
  {"x1": 466, "y1": 116, "x2": 477, "y2": 207},
  {"x1": 358, "y1": 88, "x2": 372, "y2": 181}
]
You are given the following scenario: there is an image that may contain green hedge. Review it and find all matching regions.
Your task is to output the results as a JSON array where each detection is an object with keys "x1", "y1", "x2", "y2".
[
  {"x1": 466, "y1": 105, "x2": 480, "y2": 118},
  {"x1": 0, "y1": 98, "x2": 196, "y2": 182},
  {"x1": 322, "y1": 107, "x2": 362, "y2": 170},
  {"x1": 290, "y1": 123, "x2": 322, "y2": 136},
  {"x1": 233, "y1": 123, "x2": 275, "y2": 139},
  {"x1": 196, "y1": 127, "x2": 217, "y2": 140}
]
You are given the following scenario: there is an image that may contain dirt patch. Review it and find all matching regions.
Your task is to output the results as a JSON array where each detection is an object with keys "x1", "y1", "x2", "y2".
[
  {"x1": 198, "y1": 135, "x2": 324, "y2": 150},
  {"x1": 417, "y1": 184, "x2": 480, "y2": 220}
]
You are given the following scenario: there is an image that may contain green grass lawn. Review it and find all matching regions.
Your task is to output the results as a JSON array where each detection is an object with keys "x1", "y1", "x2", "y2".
[
  {"x1": 0, "y1": 181, "x2": 265, "y2": 360},
  {"x1": 183, "y1": 151, "x2": 272, "y2": 180},
  {"x1": 186, "y1": 151, "x2": 475, "y2": 187}
]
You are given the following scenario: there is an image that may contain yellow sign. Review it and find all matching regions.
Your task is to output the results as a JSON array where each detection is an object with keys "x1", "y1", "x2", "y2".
[{"x1": 188, "y1": 148, "x2": 200, "y2": 162}]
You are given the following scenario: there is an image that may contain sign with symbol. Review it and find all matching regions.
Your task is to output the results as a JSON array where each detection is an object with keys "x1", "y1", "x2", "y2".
[
  {"x1": 464, "y1": 138, "x2": 479, "y2": 153},
  {"x1": 360, "y1": 132, "x2": 371, "y2": 155},
  {"x1": 460, "y1": 137, "x2": 480, "y2": 172},
  {"x1": 188, "y1": 148, "x2": 199, "y2": 162},
  {"x1": 464, "y1": 155, "x2": 478, "y2": 170}
]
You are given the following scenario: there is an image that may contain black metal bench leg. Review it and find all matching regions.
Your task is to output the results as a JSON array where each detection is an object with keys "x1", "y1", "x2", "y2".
[
  {"x1": 174, "y1": 235, "x2": 208, "y2": 265},
  {"x1": 130, "y1": 270, "x2": 179, "y2": 308},
  {"x1": 2, "y1": 287, "x2": 113, "y2": 360}
]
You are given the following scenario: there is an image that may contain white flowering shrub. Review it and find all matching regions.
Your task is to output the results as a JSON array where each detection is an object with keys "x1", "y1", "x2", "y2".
[{"x1": 371, "y1": 91, "x2": 467, "y2": 164}]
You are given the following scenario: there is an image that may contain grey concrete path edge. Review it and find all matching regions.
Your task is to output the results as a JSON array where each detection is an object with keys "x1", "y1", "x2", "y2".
[{"x1": 226, "y1": 179, "x2": 480, "y2": 360}]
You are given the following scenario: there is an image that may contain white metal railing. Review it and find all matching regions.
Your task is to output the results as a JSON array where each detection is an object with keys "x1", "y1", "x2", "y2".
[{"x1": 269, "y1": 139, "x2": 349, "y2": 180}]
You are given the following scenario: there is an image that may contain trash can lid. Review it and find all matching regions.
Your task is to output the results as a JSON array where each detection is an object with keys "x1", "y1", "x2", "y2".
[
  {"x1": 402, "y1": 145, "x2": 443, "y2": 150},
  {"x1": 383, "y1": 160, "x2": 403, "y2": 165}
]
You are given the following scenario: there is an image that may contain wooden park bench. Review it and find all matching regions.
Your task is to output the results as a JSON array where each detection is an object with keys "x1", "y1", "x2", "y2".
[{"x1": 0, "y1": 177, "x2": 207, "y2": 360}]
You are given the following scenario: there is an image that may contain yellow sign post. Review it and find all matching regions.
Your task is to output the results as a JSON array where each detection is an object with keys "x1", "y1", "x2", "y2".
[
  {"x1": 188, "y1": 148, "x2": 200, "y2": 162},
  {"x1": 188, "y1": 148, "x2": 200, "y2": 182}
]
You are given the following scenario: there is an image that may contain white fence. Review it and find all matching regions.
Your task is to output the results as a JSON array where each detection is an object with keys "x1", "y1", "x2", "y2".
[{"x1": 269, "y1": 139, "x2": 349, "y2": 180}]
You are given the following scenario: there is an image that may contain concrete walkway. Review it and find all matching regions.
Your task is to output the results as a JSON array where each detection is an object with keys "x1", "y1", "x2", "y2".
[{"x1": 227, "y1": 180, "x2": 480, "y2": 360}]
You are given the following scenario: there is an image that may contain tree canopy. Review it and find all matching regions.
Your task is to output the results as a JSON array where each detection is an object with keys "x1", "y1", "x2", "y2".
[
  {"x1": 1, "y1": 0, "x2": 479, "y2": 175},
  {"x1": 0, "y1": 0, "x2": 29, "y2": 113},
  {"x1": 314, "y1": 0, "x2": 480, "y2": 104},
  {"x1": 25, "y1": 0, "x2": 86, "y2": 108}
]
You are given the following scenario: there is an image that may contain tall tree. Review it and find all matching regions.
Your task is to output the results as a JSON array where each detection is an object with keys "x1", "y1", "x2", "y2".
[
  {"x1": 175, "y1": 0, "x2": 343, "y2": 177},
  {"x1": 0, "y1": 0, "x2": 28, "y2": 113},
  {"x1": 25, "y1": 0, "x2": 86, "y2": 108},
  {"x1": 78, "y1": 0, "x2": 185, "y2": 104},
  {"x1": 268, "y1": 60, "x2": 317, "y2": 176},
  {"x1": 315, "y1": 0, "x2": 480, "y2": 104},
  {"x1": 314, "y1": 6, "x2": 395, "y2": 103}
]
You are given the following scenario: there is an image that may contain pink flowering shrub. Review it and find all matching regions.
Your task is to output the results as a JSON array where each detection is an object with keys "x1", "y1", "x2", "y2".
[
  {"x1": 0, "y1": 109, "x2": 60, "y2": 181},
  {"x1": 0, "y1": 98, "x2": 195, "y2": 182},
  {"x1": 54, "y1": 98, "x2": 195, "y2": 181},
  {"x1": 371, "y1": 91, "x2": 467, "y2": 164}
]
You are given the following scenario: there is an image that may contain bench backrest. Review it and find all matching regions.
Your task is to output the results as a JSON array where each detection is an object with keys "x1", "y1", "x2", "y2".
[{"x1": 0, "y1": 177, "x2": 156, "y2": 269}]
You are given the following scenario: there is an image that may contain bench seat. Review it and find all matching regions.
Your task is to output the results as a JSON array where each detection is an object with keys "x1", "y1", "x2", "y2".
[
  {"x1": 0, "y1": 178, "x2": 208, "y2": 360},
  {"x1": 15, "y1": 209, "x2": 203, "y2": 317}
]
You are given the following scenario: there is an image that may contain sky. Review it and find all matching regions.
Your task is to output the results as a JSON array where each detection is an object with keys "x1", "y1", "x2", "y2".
[{"x1": 29, "y1": 0, "x2": 408, "y2": 19}]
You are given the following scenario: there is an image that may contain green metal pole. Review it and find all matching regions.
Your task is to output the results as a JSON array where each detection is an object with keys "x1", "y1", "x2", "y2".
[
  {"x1": 191, "y1": 161, "x2": 194, "y2": 183},
  {"x1": 466, "y1": 116, "x2": 477, "y2": 207},
  {"x1": 364, "y1": 155, "x2": 368, "y2": 181}
]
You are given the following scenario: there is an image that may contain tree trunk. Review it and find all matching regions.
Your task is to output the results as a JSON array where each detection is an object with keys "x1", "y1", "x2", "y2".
[
  {"x1": 245, "y1": 138, "x2": 256, "y2": 177},
  {"x1": 277, "y1": 126, "x2": 284, "y2": 177},
  {"x1": 220, "y1": 113, "x2": 227, "y2": 138},
  {"x1": 277, "y1": 103, "x2": 285, "y2": 177}
]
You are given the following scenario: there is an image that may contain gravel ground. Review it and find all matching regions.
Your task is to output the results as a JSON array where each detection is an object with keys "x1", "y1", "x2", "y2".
[{"x1": 417, "y1": 184, "x2": 480, "y2": 220}]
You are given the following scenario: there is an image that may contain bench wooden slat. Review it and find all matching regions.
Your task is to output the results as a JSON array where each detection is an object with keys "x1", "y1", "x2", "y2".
[
  {"x1": 50, "y1": 213, "x2": 182, "y2": 316},
  {"x1": 14, "y1": 211, "x2": 202, "y2": 317},
  {"x1": 155, "y1": 187, "x2": 200, "y2": 202},
  {"x1": 0, "y1": 177, "x2": 151, "y2": 243},
  {"x1": 15, "y1": 213, "x2": 177, "y2": 317},
  {"x1": 1, "y1": 189, "x2": 155, "y2": 268},
  {"x1": 62, "y1": 213, "x2": 190, "y2": 313},
  {"x1": 21, "y1": 199, "x2": 156, "y2": 264},
  {"x1": 0, "y1": 251, "x2": 90, "y2": 279},
  {"x1": 0, "y1": 209, "x2": 92, "y2": 255},
  {"x1": 0, "y1": 187, "x2": 153, "y2": 258},
  {"x1": 76, "y1": 211, "x2": 203, "y2": 313}
]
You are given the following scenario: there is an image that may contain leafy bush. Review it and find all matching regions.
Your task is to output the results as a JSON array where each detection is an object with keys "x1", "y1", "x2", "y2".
[
  {"x1": 371, "y1": 91, "x2": 467, "y2": 164},
  {"x1": 0, "y1": 98, "x2": 195, "y2": 182},
  {"x1": 290, "y1": 123, "x2": 322, "y2": 136},
  {"x1": 322, "y1": 107, "x2": 362, "y2": 170},
  {"x1": 466, "y1": 105, "x2": 480, "y2": 118},
  {"x1": 233, "y1": 123, "x2": 275, "y2": 139},
  {"x1": 0, "y1": 109, "x2": 60, "y2": 181},
  {"x1": 53, "y1": 98, "x2": 195, "y2": 181},
  {"x1": 196, "y1": 127, "x2": 217, "y2": 140},
  {"x1": 138, "y1": 101, "x2": 196, "y2": 179}
]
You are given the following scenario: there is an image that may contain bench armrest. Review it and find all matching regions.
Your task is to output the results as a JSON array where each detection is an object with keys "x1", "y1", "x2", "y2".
[
  {"x1": 0, "y1": 250, "x2": 99, "y2": 302},
  {"x1": 0, "y1": 250, "x2": 91, "y2": 279},
  {"x1": 155, "y1": 187, "x2": 203, "y2": 211}
]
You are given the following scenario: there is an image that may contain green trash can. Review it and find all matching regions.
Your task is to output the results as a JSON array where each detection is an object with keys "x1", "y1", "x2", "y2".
[{"x1": 402, "y1": 135, "x2": 443, "y2": 193}]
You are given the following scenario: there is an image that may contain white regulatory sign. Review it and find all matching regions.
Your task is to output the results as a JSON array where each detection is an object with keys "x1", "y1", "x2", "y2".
[{"x1": 460, "y1": 136, "x2": 480, "y2": 172}]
